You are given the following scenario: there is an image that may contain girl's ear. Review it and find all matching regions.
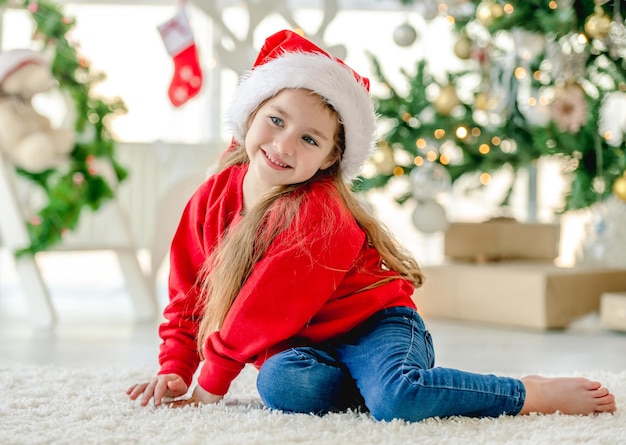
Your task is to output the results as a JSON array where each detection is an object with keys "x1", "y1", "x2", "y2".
[{"x1": 320, "y1": 153, "x2": 340, "y2": 171}]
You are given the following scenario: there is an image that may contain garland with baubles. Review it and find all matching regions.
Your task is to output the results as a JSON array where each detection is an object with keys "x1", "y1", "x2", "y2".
[
  {"x1": 360, "y1": 0, "x2": 626, "y2": 212},
  {"x1": 0, "y1": 0, "x2": 127, "y2": 255}
]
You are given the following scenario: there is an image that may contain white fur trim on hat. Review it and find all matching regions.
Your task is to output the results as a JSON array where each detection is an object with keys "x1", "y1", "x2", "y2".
[{"x1": 226, "y1": 51, "x2": 377, "y2": 182}]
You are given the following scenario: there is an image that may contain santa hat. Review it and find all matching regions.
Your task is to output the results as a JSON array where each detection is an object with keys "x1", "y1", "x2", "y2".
[
  {"x1": 0, "y1": 49, "x2": 47, "y2": 87},
  {"x1": 226, "y1": 29, "x2": 377, "y2": 182}
]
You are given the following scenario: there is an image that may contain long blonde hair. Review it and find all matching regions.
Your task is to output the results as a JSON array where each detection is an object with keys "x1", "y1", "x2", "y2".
[{"x1": 196, "y1": 94, "x2": 423, "y2": 353}]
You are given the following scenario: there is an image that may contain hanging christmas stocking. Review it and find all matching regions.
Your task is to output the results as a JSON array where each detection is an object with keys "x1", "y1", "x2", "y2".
[{"x1": 158, "y1": 8, "x2": 203, "y2": 107}]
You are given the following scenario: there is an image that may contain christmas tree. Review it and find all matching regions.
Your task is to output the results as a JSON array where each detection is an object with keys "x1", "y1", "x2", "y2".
[{"x1": 359, "y1": 0, "x2": 626, "y2": 214}]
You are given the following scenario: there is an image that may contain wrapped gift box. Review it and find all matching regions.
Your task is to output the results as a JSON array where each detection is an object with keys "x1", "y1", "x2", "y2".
[
  {"x1": 600, "y1": 292, "x2": 626, "y2": 332},
  {"x1": 444, "y1": 220, "x2": 560, "y2": 262},
  {"x1": 413, "y1": 262, "x2": 626, "y2": 329}
]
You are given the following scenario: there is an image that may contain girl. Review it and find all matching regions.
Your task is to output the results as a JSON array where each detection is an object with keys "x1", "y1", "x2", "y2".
[{"x1": 127, "y1": 29, "x2": 616, "y2": 421}]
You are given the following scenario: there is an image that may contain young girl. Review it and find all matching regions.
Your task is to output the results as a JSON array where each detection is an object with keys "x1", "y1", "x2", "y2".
[{"x1": 127, "y1": 29, "x2": 616, "y2": 421}]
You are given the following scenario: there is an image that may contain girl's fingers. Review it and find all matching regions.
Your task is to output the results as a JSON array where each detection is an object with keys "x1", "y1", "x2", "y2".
[
  {"x1": 127, "y1": 376, "x2": 185, "y2": 406},
  {"x1": 153, "y1": 379, "x2": 170, "y2": 406},
  {"x1": 141, "y1": 380, "x2": 158, "y2": 406},
  {"x1": 126, "y1": 382, "x2": 148, "y2": 399}
]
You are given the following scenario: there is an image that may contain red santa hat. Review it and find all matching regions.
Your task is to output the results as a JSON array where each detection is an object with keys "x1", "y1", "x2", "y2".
[
  {"x1": 226, "y1": 29, "x2": 377, "y2": 182},
  {"x1": 0, "y1": 49, "x2": 47, "y2": 87}
]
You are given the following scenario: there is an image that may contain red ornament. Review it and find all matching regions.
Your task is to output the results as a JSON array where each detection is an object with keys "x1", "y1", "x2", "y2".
[{"x1": 473, "y1": 48, "x2": 487, "y2": 64}]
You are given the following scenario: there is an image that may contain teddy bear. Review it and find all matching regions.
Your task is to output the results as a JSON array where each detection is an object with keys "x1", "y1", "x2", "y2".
[{"x1": 0, "y1": 48, "x2": 74, "y2": 172}]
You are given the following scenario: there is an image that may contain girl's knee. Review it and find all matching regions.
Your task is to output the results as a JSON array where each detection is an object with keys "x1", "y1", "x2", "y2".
[
  {"x1": 362, "y1": 378, "x2": 433, "y2": 422},
  {"x1": 366, "y1": 392, "x2": 433, "y2": 422},
  {"x1": 257, "y1": 348, "x2": 347, "y2": 414}
]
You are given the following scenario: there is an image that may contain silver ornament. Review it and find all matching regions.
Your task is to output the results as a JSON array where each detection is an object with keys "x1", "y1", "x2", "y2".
[
  {"x1": 411, "y1": 199, "x2": 449, "y2": 234},
  {"x1": 419, "y1": 0, "x2": 439, "y2": 21},
  {"x1": 393, "y1": 22, "x2": 418, "y2": 47}
]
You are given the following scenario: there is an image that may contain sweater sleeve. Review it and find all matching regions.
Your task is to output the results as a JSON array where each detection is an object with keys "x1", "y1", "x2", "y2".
[
  {"x1": 157, "y1": 180, "x2": 213, "y2": 387},
  {"x1": 198, "y1": 187, "x2": 366, "y2": 395}
]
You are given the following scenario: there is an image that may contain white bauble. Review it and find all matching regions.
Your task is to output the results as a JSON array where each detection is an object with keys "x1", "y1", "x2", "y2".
[
  {"x1": 393, "y1": 22, "x2": 418, "y2": 47},
  {"x1": 412, "y1": 199, "x2": 449, "y2": 234},
  {"x1": 419, "y1": 0, "x2": 439, "y2": 21}
]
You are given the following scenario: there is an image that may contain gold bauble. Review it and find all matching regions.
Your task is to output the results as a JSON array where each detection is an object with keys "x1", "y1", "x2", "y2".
[
  {"x1": 584, "y1": 6, "x2": 611, "y2": 40},
  {"x1": 613, "y1": 175, "x2": 626, "y2": 202},
  {"x1": 434, "y1": 85, "x2": 460, "y2": 115},
  {"x1": 490, "y1": 3, "x2": 504, "y2": 21},
  {"x1": 476, "y1": 1, "x2": 503, "y2": 27},
  {"x1": 372, "y1": 144, "x2": 396, "y2": 176},
  {"x1": 453, "y1": 35, "x2": 472, "y2": 60}
]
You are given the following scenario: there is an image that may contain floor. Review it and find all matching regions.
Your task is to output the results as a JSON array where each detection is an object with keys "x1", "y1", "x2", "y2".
[{"x1": 1, "y1": 249, "x2": 625, "y2": 376}]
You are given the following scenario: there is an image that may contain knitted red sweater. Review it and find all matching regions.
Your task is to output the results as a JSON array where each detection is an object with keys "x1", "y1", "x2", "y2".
[{"x1": 158, "y1": 164, "x2": 416, "y2": 395}]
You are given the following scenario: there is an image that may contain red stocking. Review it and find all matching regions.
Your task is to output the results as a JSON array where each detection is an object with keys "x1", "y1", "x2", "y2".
[{"x1": 158, "y1": 8, "x2": 203, "y2": 107}]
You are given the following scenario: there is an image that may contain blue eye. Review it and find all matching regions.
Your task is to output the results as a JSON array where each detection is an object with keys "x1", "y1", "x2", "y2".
[
  {"x1": 302, "y1": 135, "x2": 318, "y2": 146},
  {"x1": 270, "y1": 116, "x2": 284, "y2": 127}
]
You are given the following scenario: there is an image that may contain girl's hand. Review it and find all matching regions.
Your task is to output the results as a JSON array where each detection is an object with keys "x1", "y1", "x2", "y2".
[
  {"x1": 166, "y1": 385, "x2": 224, "y2": 408},
  {"x1": 126, "y1": 374, "x2": 188, "y2": 407}
]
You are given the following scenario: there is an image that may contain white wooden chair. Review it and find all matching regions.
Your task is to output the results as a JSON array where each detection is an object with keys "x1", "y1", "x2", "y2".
[{"x1": 0, "y1": 153, "x2": 157, "y2": 328}]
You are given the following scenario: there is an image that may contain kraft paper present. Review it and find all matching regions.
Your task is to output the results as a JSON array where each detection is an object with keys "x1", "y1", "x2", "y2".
[
  {"x1": 444, "y1": 220, "x2": 560, "y2": 262},
  {"x1": 414, "y1": 262, "x2": 626, "y2": 329}
]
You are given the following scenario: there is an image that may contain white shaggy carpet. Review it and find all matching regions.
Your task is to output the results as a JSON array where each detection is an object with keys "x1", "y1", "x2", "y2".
[{"x1": 2, "y1": 364, "x2": 625, "y2": 445}]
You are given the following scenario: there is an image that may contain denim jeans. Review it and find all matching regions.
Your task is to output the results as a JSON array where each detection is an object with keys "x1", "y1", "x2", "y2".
[{"x1": 257, "y1": 306, "x2": 526, "y2": 422}]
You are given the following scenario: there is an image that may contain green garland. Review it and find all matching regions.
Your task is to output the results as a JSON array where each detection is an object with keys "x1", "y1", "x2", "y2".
[
  {"x1": 0, "y1": 0, "x2": 127, "y2": 255},
  {"x1": 361, "y1": 0, "x2": 626, "y2": 211}
]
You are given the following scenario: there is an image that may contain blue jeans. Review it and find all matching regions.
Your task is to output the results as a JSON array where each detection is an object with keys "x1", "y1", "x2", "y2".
[{"x1": 257, "y1": 306, "x2": 526, "y2": 422}]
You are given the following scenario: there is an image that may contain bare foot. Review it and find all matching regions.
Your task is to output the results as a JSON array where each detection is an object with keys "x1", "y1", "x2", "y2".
[{"x1": 519, "y1": 375, "x2": 617, "y2": 415}]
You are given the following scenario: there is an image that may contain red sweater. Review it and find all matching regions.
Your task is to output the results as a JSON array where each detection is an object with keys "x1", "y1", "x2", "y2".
[{"x1": 159, "y1": 164, "x2": 416, "y2": 395}]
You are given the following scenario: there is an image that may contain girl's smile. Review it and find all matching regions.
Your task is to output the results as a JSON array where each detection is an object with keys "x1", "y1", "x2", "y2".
[{"x1": 261, "y1": 148, "x2": 291, "y2": 169}]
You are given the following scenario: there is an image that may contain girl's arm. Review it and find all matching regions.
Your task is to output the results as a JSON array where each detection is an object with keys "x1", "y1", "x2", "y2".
[{"x1": 158, "y1": 180, "x2": 214, "y2": 387}]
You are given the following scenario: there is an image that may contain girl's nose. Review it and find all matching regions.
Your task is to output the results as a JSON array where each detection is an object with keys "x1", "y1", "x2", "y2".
[{"x1": 274, "y1": 132, "x2": 296, "y2": 156}]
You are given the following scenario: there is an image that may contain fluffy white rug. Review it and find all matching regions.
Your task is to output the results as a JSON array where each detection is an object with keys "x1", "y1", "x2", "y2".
[{"x1": 2, "y1": 364, "x2": 625, "y2": 445}]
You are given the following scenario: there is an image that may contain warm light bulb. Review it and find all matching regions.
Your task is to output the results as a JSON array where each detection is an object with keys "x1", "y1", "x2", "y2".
[{"x1": 514, "y1": 67, "x2": 527, "y2": 79}]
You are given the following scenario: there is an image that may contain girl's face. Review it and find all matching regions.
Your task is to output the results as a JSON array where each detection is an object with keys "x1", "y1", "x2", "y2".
[{"x1": 244, "y1": 89, "x2": 339, "y2": 191}]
